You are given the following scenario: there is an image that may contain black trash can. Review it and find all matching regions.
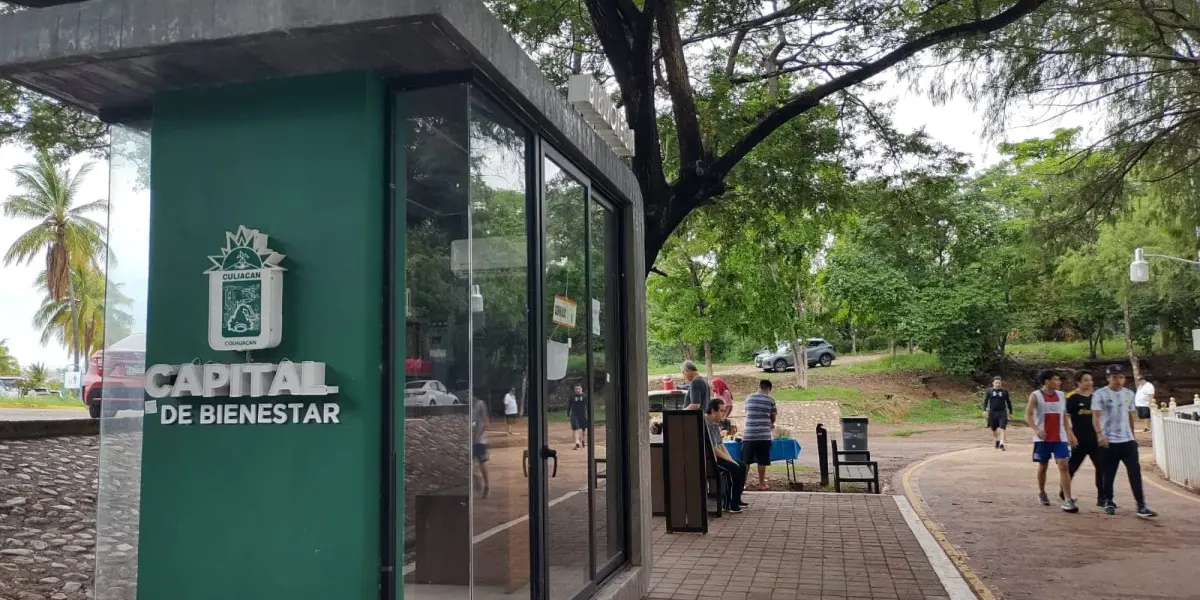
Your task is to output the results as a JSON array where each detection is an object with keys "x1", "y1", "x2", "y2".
[{"x1": 841, "y1": 416, "x2": 870, "y2": 462}]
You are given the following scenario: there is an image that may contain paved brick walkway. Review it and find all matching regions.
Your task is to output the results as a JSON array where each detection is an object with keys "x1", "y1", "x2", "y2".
[{"x1": 649, "y1": 493, "x2": 951, "y2": 600}]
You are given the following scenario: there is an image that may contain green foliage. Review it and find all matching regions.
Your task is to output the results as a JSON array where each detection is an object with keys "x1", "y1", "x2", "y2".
[
  {"x1": 0, "y1": 81, "x2": 106, "y2": 157},
  {"x1": 907, "y1": 277, "x2": 1013, "y2": 376},
  {"x1": 2, "y1": 151, "x2": 108, "y2": 300},
  {"x1": 17, "y1": 362, "x2": 47, "y2": 394},
  {"x1": 957, "y1": 2, "x2": 1200, "y2": 227},
  {"x1": 33, "y1": 265, "x2": 133, "y2": 356},
  {"x1": 0, "y1": 339, "x2": 19, "y2": 376}
]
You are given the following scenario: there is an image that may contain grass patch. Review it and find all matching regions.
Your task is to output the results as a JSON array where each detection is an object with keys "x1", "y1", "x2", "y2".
[
  {"x1": 0, "y1": 396, "x2": 80, "y2": 409},
  {"x1": 824, "y1": 352, "x2": 943, "y2": 374},
  {"x1": 776, "y1": 384, "x2": 980, "y2": 426},
  {"x1": 1005, "y1": 338, "x2": 1127, "y2": 362},
  {"x1": 904, "y1": 398, "x2": 983, "y2": 424},
  {"x1": 891, "y1": 428, "x2": 923, "y2": 437},
  {"x1": 773, "y1": 385, "x2": 864, "y2": 403}
]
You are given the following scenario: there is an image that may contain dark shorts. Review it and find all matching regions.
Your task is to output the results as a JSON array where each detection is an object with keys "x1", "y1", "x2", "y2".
[
  {"x1": 473, "y1": 443, "x2": 488, "y2": 463},
  {"x1": 987, "y1": 411, "x2": 1009, "y2": 430},
  {"x1": 1032, "y1": 441, "x2": 1070, "y2": 463},
  {"x1": 506, "y1": 414, "x2": 518, "y2": 425},
  {"x1": 1137, "y1": 406, "x2": 1151, "y2": 420},
  {"x1": 741, "y1": 439, "x2": 772, "y2": 466},
  {"x1": 570, "y1": 413, "x2": 589, "y2": 430}
]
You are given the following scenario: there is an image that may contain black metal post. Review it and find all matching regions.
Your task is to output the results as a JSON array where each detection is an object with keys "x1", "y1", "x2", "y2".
[{"x1": 816, "y1": 424, "x2": 829, "y2": 487}]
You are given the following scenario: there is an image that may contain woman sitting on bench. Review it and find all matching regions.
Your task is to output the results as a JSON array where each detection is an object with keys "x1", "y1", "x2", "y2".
[{"x1": 704, "y1": 400, "x2": 749, "y2": 512}]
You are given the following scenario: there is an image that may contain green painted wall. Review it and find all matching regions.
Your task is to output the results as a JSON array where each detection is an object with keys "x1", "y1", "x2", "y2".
[{"x1": 138, "y1": 72, "x2": 387, "y2": 600}]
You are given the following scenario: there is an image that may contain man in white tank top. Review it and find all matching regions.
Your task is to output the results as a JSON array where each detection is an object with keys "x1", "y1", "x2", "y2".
[{"x1": 1024, "y1": 370, "x2": 1079, "y2": 513}]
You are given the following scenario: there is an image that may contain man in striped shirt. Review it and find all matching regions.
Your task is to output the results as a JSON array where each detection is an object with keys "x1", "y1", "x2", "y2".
[{"x1": 741, "y1": 379, "x2": 778, "y2": 491}]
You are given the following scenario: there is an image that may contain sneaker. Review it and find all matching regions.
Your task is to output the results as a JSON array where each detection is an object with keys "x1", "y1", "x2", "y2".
[
  {"x1": 726, "y1": 505, "x2": 742, "y2": 514},
  {"x1": 1096, "y1": 498, "x2": 1106, "y2": 508},
  {"x1": 574, "y1": 442, "x2": 581, "y2": 450},
  {"x1": 995, "y1": 440, "x2": 1000, "y2": 449},
  {"x1": 1039, "y1": 492, "x2": 1050, "y2": 506},
  {"x1": 739, "y1": 501, "x2": 750, "y2": 507},
  {"x1": 1061, "y1": 498, "x2": 1079, "y2": 513},
  {"x1": 1104, "y1": 502, "x2": 1116, "y2": 516},
  {"x1": 1136, "y1": 505, "x2": 1158, "y2": 519},
  {"x1": 1000, "y1": 443, "x2": 1006, "y2": 451}
]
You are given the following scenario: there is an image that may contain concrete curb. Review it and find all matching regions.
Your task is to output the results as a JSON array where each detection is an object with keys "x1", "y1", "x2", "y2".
[
  {"x1": 0, "y1": 419, "x2": 99, "y2": 440},
  {"x1": 893, "y1": 495, "x2": 978, "y2": 600}
]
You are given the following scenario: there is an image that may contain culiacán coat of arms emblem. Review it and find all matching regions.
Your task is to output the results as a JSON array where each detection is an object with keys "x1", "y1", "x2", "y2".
[{"x1": 206, "y1": 226, "x2": 285, "y2": 351}]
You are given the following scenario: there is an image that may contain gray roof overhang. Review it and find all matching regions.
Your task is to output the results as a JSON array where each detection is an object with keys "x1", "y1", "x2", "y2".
[{"x1": 0, "y1": 0, "x2": 640, "y2": 205}]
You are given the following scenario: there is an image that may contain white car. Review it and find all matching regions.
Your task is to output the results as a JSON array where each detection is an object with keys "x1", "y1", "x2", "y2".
[{"x1": 404, "y1": 380, "x2": 460, "y2": 407}]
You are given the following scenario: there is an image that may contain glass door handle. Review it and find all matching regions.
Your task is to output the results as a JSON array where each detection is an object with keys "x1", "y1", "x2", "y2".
[{"x1": 543, "y1": 447, "x2": 559, "y2": 477}]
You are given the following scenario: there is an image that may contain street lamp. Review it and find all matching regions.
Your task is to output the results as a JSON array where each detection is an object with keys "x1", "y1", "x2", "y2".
[
  {"x1": 1130, "y1": 247, "x2": 1200, "y2": 352},
  {"x1": 1129, "y1": 247, "x2": 1200, "y2": 283}
]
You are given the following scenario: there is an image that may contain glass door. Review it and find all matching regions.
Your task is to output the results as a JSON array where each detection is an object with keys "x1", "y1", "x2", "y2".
[
  {"x1": 537, "y1": 146, "x2": 625, "y2": 599},
  {"x1": 540, "y1": 149, "x2": 592, "y2": 599}
]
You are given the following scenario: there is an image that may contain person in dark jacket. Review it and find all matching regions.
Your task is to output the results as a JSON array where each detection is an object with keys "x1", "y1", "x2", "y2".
[
  {"x1": 568, "y1": 384, "x2": 590, "y2": 449},
  {"x1": 983, "y1": 375, "x2": 1013, "y2": 450}
]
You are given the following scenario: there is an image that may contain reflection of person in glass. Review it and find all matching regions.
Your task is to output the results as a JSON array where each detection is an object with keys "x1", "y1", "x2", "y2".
[
  {"x1": 569, "y1": 383, "x2": 590, "y2": 449},
  {"x1": 504, "y1": 387, "x2": 519, "y2": 435},
  {"x1": 472, "y1": 397, "x2": 490, "y2": 498}
]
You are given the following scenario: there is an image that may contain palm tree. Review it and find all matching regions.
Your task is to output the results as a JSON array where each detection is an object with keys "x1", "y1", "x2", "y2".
[
  {"x1": 21, "y1": 362, "x2": 48, "y2": 392},
  {"x1": 0, "y1": 339, "x2": 20, "y2": 376},
  {"x1": 2, "y1": 150, "x2": 108, "y2": 387},
  {"x1": 34, "y1": 265, "x2": 133, "y2": 357}
]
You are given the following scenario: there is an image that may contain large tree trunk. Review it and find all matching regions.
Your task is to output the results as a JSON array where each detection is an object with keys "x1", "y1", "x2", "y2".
[
  {"x1": 1123, "y1": 296, "x2": 1141, "y2": 380},
  {"x1": 850, "y1": 325, "x2": 857, "y2": 355},
  {"x1": 704, "y1": 341, "x2": 714, "y2": 379}
]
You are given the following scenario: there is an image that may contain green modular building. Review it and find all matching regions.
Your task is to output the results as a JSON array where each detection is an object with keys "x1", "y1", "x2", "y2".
[{"x1": 0, "y1": 1, "x2": 652, "y2": 599}]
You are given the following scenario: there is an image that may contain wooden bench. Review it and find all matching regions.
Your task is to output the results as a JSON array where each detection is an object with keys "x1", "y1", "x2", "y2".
[{"x1": 831, "y1": 440, "x2": 880, "y2": 494}]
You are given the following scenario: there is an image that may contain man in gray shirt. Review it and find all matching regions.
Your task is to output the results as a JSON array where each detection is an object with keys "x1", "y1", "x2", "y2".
[
  {"x1": 1092, "y1": 364, "x2": 1156, "y2": 518},
  {"x1": 682, "y1": 360, "x2": 710, "y2": 410}
]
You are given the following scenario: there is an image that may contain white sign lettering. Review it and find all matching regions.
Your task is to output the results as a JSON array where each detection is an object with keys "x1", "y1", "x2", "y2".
[
  {"x1": 145, "y1": 361, "x2": 340, "y2": 426},
  {"x1": 159, "y1": 401, "x2": 340, "y2": 426},
  {"x1": 567, "y1": 74, "x2": 635, "y2": 157}
]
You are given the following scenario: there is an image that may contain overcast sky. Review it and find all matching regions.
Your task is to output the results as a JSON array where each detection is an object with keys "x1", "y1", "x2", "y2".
[{"x1": 0, "y1": 76, "x2": 1092, "y2": 371}]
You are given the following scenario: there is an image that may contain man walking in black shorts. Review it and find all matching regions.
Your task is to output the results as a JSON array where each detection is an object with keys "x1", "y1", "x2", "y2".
[
  {"x1": 983, "y1": 376, "x2": 1013, "y2": 450},
  {"x1": 740, "y1": 379, "x2": 778, "y2": 491},
  {"x1": 1063, "y1": 371, "x2": 1103, "y2": 506}
]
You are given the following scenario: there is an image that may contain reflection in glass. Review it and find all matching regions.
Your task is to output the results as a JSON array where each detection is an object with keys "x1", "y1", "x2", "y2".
[
  {"x1": 402, "y1": 86, "x2": 536, "y2": 599},
  {"x1": 590, "y1": 197, "x2": 625, "y2": 572},
  {"x1": 467, "y1": 90, "x2": 533, "y2": 598},
  {"x1": 401, "y1": 85, "x2": 472, "y2": 600},
  {"x1": 95, "y1": 123, "x2": 151, "y2": 600},
  {"x1": 543, "y1": 156, "x2": 591, "y2": 598}
]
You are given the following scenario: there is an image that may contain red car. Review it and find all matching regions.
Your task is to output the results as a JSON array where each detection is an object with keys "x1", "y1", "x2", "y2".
[{"x1": 82, "y1": 333, "x2": 146, "y2": 419}]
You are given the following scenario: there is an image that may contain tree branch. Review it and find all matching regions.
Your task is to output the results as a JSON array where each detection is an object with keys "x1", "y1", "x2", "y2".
[
  {"x1": 729, "y1": 61, "x2": 872, "y2": 84},
  {"x1": 656, "y1": 0, "x2": 706, "y2": 169},
  {"x1": 710, "y1": 0, "x2": 1053, "y2": 184}
]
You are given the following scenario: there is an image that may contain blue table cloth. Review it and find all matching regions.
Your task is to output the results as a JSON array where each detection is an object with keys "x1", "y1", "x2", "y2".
[{"x1": 722, "y1": 438, "x2": 802, "y2": 462}]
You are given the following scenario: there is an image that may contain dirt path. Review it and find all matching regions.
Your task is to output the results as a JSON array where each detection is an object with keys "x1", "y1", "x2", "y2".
[{"x1": 905, "y1": 439, "x2": 1200, "y2": 600}]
